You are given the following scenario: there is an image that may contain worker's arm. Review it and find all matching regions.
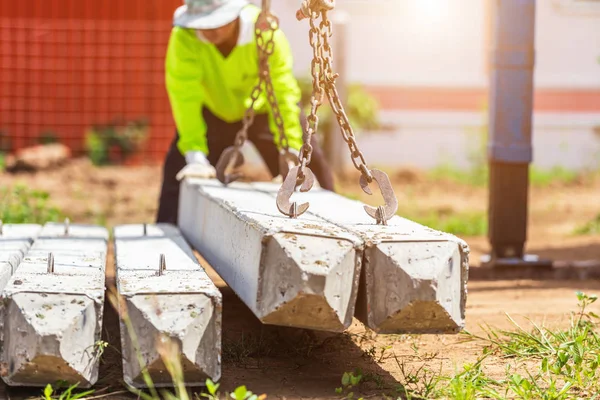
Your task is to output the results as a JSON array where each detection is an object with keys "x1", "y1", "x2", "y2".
[
  {"x1": 265, "y1": 27, "x2": 304, "y2": 152},
  {"x1": 165, "y1": 27, "x2": 209, "y2": 156}
]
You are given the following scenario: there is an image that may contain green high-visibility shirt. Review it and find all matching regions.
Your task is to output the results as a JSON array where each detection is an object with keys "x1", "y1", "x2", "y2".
[{"x1": 165, "y1": 4, "x2": 303, "y2": 156}]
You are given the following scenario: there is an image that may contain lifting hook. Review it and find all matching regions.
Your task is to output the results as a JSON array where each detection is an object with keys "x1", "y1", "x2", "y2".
[
  {"x1": 215, "y1": 146, "x2": 245, "y2": 185},
  {"x1": 359, "y1": 169, "x2": 398, "y2": 225},
  {"x1": 278, "y1": 150, "x2": 299, "y2": 182},
  {"x1": 276, "y1": 165, "x2": 315, "y2": 218}
]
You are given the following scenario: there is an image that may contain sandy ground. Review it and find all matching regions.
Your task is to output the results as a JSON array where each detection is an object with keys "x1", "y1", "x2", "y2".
[{"x1": 1, "y1": 159, "x2": 600, "y2": 399}]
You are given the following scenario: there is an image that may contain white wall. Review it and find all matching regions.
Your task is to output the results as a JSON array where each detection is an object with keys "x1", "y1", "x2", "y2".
[
  {"x1": 260, "y1": 0, "x2": 600, "y2": 89},
  {"x1": 247, "y1": 0, "x2": 600, "y2": 172},
  {"x1": 535, "y1": 0, "x2": 600, "y2": 88}
]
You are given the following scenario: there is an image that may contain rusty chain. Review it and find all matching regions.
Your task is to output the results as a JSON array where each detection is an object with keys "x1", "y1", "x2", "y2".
[
  {"x1": 216, "y1": 0, "x2": 296, "y2": 184},
  {"x1": 277, "y1": 0, "x2": 398, "y2": 224}
]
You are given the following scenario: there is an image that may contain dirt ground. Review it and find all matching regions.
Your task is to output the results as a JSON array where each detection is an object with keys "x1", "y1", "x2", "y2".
[{"x1": 1, "y1": 158, "x2": 600, "y2": 399}]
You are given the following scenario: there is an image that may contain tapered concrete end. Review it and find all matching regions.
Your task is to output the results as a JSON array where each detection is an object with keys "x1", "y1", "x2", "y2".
[
  {"x1": 247, "y1": 185, "x2": 470, "y2": 335},
  {"x1": 0, "y1": 223, "x2": 107, "y2": 388},
  {"x1": 120, "y1": 279, "x2": 221, "y2": 388},
  {"x1": 0, "y1": 293, "x2": 100, "y2": 387},
  {"x1": 258, "y1": 233, "x2": 358, "y2": 332},
  {"x1": 114, "y1": 224, "x2": 222, "y2": 388},
  {"x1": 357, "y1": 241, "x2": 466, "y2": 334}
]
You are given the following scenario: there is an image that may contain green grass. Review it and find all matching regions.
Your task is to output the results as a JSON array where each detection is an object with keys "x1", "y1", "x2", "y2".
[
  {"x1": 529, "y1": 166, "x2": 580, "y2": 187},
  {"x1": 427, "y1": 164, "x2": 582, "y2": 188},
  {"x1": 427, "y1": 164, "x2": 488, "y2": 187},
  {"x1": 0, "y1": 184, "x2": 63, "y2": 224},
  {"x1": 407, "y1": 210, "x2": 487, "y2": 236},
  {"x1": 338, "y1": 291, "x2": 600, "y2": 400}
]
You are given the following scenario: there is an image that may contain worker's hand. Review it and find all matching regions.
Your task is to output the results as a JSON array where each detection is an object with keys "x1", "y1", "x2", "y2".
[{"x1": 176, "y1": 151, "x2": 216, "y2": 181}]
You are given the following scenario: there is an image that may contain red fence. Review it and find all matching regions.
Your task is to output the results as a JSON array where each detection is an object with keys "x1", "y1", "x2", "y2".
[{"x1": 1, "y1": 0, "x2": 182, "y2": 164}]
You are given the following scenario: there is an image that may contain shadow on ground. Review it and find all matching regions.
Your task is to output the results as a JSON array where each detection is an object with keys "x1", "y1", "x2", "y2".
[{"x1": 99, "y1": 283, "x2": 400, "y2": 399}]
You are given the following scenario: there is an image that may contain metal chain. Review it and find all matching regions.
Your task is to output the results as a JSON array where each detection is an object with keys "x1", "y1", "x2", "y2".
[
  {"x1": 296, "y1": 10, "x2": 325, "y2": 179},
  {"x1": 230, "y1": 2, "x2": 290, "y2": 153},
  {"x1": 300, "y1": 7, "x2": 373, "y2": 183},
  {"x1": 288, "y1": 0, "x2": 398, "y2": 225}
]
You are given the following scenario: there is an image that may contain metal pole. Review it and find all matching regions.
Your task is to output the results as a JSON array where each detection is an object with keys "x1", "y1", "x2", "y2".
[
  {"x1": 483, "y1": 0, "x2": 551, "y2": 269},
  {"x1": 327, "y1": 10, "x2": 349, "y2": 176}
]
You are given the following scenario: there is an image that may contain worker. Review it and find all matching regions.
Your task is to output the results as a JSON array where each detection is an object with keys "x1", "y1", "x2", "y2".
[{"x1": 156, "y1": 0, "x2": 335, "y2": 224}]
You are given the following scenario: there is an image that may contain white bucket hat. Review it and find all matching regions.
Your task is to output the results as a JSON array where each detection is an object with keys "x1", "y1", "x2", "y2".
[{"x1": 173, "y1": 0, "x2": 249, "y2": 30}]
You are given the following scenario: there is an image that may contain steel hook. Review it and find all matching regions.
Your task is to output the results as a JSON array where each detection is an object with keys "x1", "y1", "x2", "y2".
[
  {"x1": 278, "y1": 150, "x2": 299, "y2": 182},
  {"x1": 215, "y1": 146, "x2": 245, "y2": 185},
  {"x1": 276, "y1": 166, "x2": 315, "y2": 218},
  {"x1": 359, "y1": 169, "x2": 398, "y2": 225}
]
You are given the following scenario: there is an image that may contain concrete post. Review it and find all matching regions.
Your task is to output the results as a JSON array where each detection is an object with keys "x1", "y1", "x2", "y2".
[
  {"x1": 484, "y1": 0, "x2": 551, "y2": 269},
  {"x1": 178, "y1": 179, "x2": 363, "y2": 332},
  {"x1": 250, "y1": 182, "x2": 469, "y2": 334},
  {"x1": 0, "y1": 222, "x2": 107, "y2": 388},
  {"x1": 113, "y1": 224, "x2": 222, "y2": 388},
  {"x1": 0, "y1": 224, "x2": 42, "y2": 286}
]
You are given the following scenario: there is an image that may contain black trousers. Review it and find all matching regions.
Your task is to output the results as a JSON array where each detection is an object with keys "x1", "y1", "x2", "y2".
[{"x1": 156, "y1": 107, "x2": 335, "y2": 224}]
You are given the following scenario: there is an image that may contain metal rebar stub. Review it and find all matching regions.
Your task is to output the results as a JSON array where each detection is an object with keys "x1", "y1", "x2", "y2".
[
  {"x1": 113, "y1": 224, "x2": 222, "y2": 388},
  {"x1": 250, "y1": 182, "x2": 469, "y2": 335},
  {"x1": 179, "y1": 178, "x2": 363, "y2": 333},
  {"x1": 0, "y1": 223, "x2": 107, "y2": 388},
  {"x1": 46, "y1": 253, "x2": 54, "y2": 274}
]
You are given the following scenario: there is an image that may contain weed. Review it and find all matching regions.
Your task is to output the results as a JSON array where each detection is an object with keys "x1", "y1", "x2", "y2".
[
  {"x1": 335, "y1": 369, "x2": 363, "y2": 400},
  {"x1": 0, "y1": 184, "x2": 63, "y2": 224},
  {"x1": 41, "y1": 382, "x2": 94, "y2": 400},
  {"x1": 464, "y1": 291, "x2": 600, "y2": 399}
]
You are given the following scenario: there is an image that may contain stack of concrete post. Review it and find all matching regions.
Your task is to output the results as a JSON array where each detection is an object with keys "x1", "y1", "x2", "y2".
[
  {"x1": 0, "y1": 178, "x2": 470, "y2": 389},
  {"x1": 179, "y1": 179, "x2": 469, "y2": 335}
]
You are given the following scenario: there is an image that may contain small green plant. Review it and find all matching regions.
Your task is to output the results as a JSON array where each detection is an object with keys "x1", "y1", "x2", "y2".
[
  {"x1": 0, "y1": 184, "x2": 62, "y2": 224},
  {"x1": 335, "y1": 369, "x2": 363, "y2": 399},
  {"x1": 42, "y1": 382, "x2": 94, "y2": 400},
  {"x1": 85, "y1": 117, "x2": 149, "y2": 166}
]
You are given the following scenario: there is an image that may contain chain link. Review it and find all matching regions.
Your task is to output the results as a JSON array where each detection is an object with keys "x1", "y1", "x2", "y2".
[
  {"x1": 296, "y1": 1, "x2": 373, "y2": 183},
  {"x1": 230, "y1": 1, "x2": 290, "y2": 154},
  {"x1": 296, "y1": 10, "x2": 325, "y2": 179}
]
